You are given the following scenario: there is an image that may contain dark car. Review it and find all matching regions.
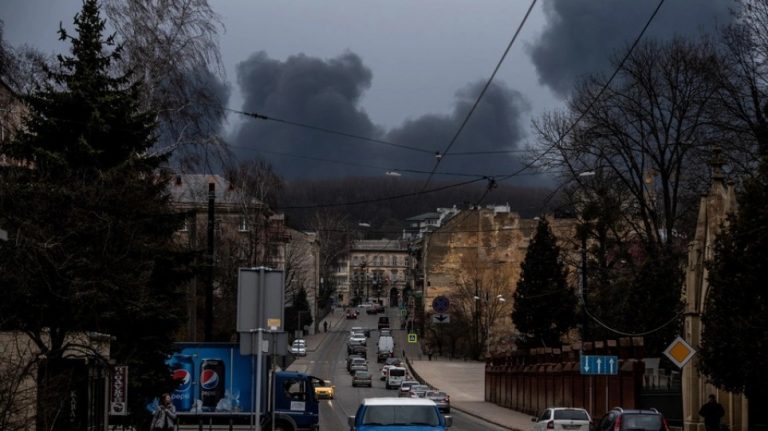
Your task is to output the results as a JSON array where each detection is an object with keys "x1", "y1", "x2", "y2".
[
  {"x1": 378, "y1": 316, "x2": 390, "y2": 330},
  {"x1": 366, "y1": 305, "x2": 380, "y2": 315},
  {"x1": 425, "y1": 390, "x2": 450, "y2": 413},
  {"x1": 596, "y1": 407, "x2": 670, "y2": 431},
  {"x1": 346, "y1": 309, "x2": 359, "y2": 319},
  {"x1": 348, "y1": 344, "x2": 367, "y2": 357},
  {"x1": 352, "y1": 370, "x2": 373, "y2": 387}
]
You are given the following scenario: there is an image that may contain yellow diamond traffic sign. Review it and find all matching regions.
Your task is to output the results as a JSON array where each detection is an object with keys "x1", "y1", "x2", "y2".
[
  {"x1": 663, "y1": 336, "x2": 696, "y2": 368},
  {"x1": 407, "y1": 333, "x2": 418, "y2": 344}
]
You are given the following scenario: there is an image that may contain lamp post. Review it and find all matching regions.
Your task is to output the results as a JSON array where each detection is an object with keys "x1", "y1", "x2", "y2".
[{"x1": 580, "y1": 225, "x2": 589, "y2": 346}]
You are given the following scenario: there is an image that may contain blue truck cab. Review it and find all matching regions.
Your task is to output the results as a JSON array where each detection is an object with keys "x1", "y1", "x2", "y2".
[
  {"x1": 273, "y1": 371, "x2": 320, "y2": 430},
  {"x1": 348, "y1": 397, "x2": 452, "y2": 431}
]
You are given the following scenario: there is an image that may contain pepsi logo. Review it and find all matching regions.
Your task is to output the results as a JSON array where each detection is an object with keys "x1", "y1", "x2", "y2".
[
  {"x1": 172, "y1": 369, "x2": 191, "y2": 391},
  {"x1": 200, "y1": 369, "x2": 220, "y2": 390}
]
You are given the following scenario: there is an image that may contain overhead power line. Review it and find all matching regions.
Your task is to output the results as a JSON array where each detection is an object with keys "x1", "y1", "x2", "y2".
[
  {"x1": 496, "y1": 0, "x2": 666, "y2": 186},
  {"x1": 225, "y1": 108, "x2": 434, "y2": 155},
  {"x1": 277, "y1": 177, "x2": 488, "y2": 210},
  {"x1": 420, "y1": 0, "x2": 538, "y2": 192}
]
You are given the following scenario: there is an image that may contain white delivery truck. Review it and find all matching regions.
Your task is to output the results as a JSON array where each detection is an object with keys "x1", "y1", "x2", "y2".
[{"x1": 377, "y1": 336, "x2": 394, "y2": 363}]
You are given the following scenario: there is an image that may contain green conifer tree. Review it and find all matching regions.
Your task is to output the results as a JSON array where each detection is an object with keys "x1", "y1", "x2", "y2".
[
  {"x1": 0, "y1": 1, "x2": 192, "y2": 427},
  {"x1": 512, "y1": 217, "x2": 577, "y2": 348},
  {"x1": 700, "y1": 156, "x2": 768, "y2": 424}
]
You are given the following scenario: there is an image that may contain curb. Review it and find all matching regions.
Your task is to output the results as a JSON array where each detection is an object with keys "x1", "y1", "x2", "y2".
[{"x1": 403, "y1": 357, "x2": 524, "y2": 431}]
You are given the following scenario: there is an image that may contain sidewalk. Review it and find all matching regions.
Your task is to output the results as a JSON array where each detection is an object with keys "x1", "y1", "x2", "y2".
[
  {"x1": 287, "y1": 309, "x2": 346, "y2": 373},
  {"x1": 408, "y1": 357, "x2": 533, "y2": 431}
]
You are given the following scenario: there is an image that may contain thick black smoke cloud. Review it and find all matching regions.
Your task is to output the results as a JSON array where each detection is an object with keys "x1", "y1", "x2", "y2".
[
  {"x1": 385, "y1": 80, "x2": 534, "y2": 182},
  {"x1": 233, "y1": 51, "x2": 536, "y2": 183},
  {"x1": 233, "y1": 51, "x2": 383, "y2": 178},
  {"x1": 529, "y1": 0, "x2": 734, "y2": 98}
]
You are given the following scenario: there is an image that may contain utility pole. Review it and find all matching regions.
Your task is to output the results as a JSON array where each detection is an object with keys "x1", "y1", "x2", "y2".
[
  {"x1": 204, "y1": 182, "x2": 215, "y2": 341},
  {"x1": 580, "y1": 226, "x2": 588, "y2": 345}
]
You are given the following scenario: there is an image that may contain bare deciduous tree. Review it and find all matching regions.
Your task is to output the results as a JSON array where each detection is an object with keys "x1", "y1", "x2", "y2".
[
  {"x1": 449, "y1": 253, "x2": 514, "y2": 359},
  {"x1": 536, "y1": 39, "x2": 720, "y2": 248},
  {"x1": 103, "y1": 0, "x2": 229, "y2": 170}
]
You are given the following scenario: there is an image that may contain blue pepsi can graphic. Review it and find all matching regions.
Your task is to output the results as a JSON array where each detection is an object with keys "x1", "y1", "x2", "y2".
[
  {"x1": 170, "y1": 354, "x2": 194, "y2": 411},
  {"x1": 200, "y1": 358, "x2": 225, "y2": 411}
]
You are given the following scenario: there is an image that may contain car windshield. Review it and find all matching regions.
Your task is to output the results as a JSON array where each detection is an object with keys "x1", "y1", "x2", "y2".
[
  {"x1": 554, "y1": 409, "x2": 589, "y2": 420},
  {"x1": 362, "y1": 405, "x2": 440, "y2": 426},
  {"x1": 621, "y1": 414, "x2": 662, "y2": 430},
  {"x1": 355, "y1": 371, "x2": 370, "y2": 378},
  {"x1": 389, "y1": 369, "x2": 406, "y2": 377}
]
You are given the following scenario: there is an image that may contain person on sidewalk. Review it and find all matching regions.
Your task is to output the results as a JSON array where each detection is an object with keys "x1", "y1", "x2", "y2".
[
  {"x1": 323, "y1": 321, "x2": 328, "y2": 333},
  {"x1": 699, "y1": 394, "x2": 725, "y2": 431}
]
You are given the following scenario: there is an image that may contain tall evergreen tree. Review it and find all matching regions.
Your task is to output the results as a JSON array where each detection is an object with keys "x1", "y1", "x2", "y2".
[
  {"x1": 0, "y1": 1, "x2": 192, "y2": 428},
  {"x1": 285, "y1": 287, "x2": 314, "y2": 334},
  {"x1": 700, "y1": 156, "x2": 768, "y2": 425},
  {"x1": 512, "y1": 217, "x2": 577, "y2": 348}
]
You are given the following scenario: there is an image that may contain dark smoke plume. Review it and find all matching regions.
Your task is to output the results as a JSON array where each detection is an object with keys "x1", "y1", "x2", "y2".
[
  {"x1": 233, "y1": 51, "x2": 383, "y2": 178},
  {"x1": 233, "y1": 51, "x2": 538, "y2": 183},
  {"x1": 529, "y1": 0, "x2": 733, "y2": 98}
]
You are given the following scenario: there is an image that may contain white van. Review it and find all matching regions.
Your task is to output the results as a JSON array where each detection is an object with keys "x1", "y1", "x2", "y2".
[
  {"x1": 386, "y1": 366, "x2": 407, "y2": 389},
  {"x1": 377, "y1": 336, "x2": 394, "y2": 362}
]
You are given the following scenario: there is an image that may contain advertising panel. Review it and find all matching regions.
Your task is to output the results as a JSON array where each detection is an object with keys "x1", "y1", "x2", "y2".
[
  {"x1": 109, "y1": 365, "x2": 129, "y2": 416},
  {"x1": 169, "y1": 343, "x2": 262, "y2": 413}
]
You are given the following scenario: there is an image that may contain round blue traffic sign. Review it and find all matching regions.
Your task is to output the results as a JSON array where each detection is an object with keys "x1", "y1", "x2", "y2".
[{"x1": 432, "y1": 295, "x2": 450, "y2": 313}]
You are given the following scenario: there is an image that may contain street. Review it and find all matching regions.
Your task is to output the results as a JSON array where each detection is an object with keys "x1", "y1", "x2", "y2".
[{"x1": 292, "y1": 308, "x2": 511, "y2": 431}]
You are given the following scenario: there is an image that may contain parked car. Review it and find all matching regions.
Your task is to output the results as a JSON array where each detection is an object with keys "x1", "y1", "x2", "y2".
[
  {"x1": 348, "y1": 398, "x2": 452, "y2": 430},
  {"x1": 425, "y1": 390, "x2": 450, "y2": 413},
  {"x1": 532, "y1": 407, "x2": 592, "y2": 431},
  {"x1": 314, "y1": 380, "x2": 335, "y2": 399},
  {"x1": 398, "y1": 380, "x2": 421, "y2": 397},
  {"x1": 366, "y1": 305, "x2": 379, "y2": 315},
  {"x1": 346, "y1": 309, "x2": 359, "y2": 319},
  {"x1": 595, "y1": 407, "x2": 670, "y2": 431},
  {"x1": 409, "y1": 384, "x2": 430, "y2": 398},
  {"x1": 352, "y1": 370, "x2": 373, "y2": 387},
  {"x1": 289, "y1": 339, "x2": 306, "y2": 356}
]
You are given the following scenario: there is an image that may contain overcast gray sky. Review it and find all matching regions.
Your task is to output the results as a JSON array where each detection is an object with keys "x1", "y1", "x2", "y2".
[{"x1": 0, "y1": 0, "x2": 734, "y2": 181}]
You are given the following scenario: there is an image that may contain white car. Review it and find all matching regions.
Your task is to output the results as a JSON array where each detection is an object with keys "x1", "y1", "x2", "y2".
[
  {"x1": 289, "y1": 339, "x2": 307, "y2": 357},
  {"x1": 348, "y1": 334, "x2": 367, "y2": 345},
  {"x1": 531, "y1": 407, "x2": 591, "y2": 431}
]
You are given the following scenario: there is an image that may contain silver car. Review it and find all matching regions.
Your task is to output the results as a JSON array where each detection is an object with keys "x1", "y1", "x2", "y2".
[{"x1": 425, "y1": 390, "x2": 450, "y2": 413}]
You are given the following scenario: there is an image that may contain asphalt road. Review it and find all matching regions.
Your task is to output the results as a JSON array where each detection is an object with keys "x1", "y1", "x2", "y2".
[{"x1": 304, "y1": 308, "x2": 510, "y2": 431}]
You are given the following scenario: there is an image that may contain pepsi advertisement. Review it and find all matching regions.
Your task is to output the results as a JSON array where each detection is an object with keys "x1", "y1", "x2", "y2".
[{"x1": 168, "y1": 343, "x2": 257, "y2": 413}]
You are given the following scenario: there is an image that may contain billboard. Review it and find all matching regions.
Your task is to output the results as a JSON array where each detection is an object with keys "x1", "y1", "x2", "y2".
[{"x1": 168, "y1": 343, "x2": 265, "y2": 413}]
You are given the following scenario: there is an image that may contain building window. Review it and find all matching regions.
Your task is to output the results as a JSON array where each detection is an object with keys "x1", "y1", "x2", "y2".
[
  {"x1": 391, "y1": 256, "x2": 397, "y2": 266},
  {"x1": 178, "y1": 218, "x2": 189, "y2": 232}
]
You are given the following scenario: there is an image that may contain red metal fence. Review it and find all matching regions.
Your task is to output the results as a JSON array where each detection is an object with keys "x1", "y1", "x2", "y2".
[{"x1": 485, "y1": 338, "x2": 646, "y2": 421}]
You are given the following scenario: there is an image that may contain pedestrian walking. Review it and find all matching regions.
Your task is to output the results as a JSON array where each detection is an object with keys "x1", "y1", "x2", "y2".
[
  {"x1": 323, "y1": 320, "x2": 328, "y2": 333},
  {"x1": 151, "y1": 393, "x2": 177, "y2": 431},
  {"x1": 699, "y1": 394, "x2": 725, "y2": 431}
]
